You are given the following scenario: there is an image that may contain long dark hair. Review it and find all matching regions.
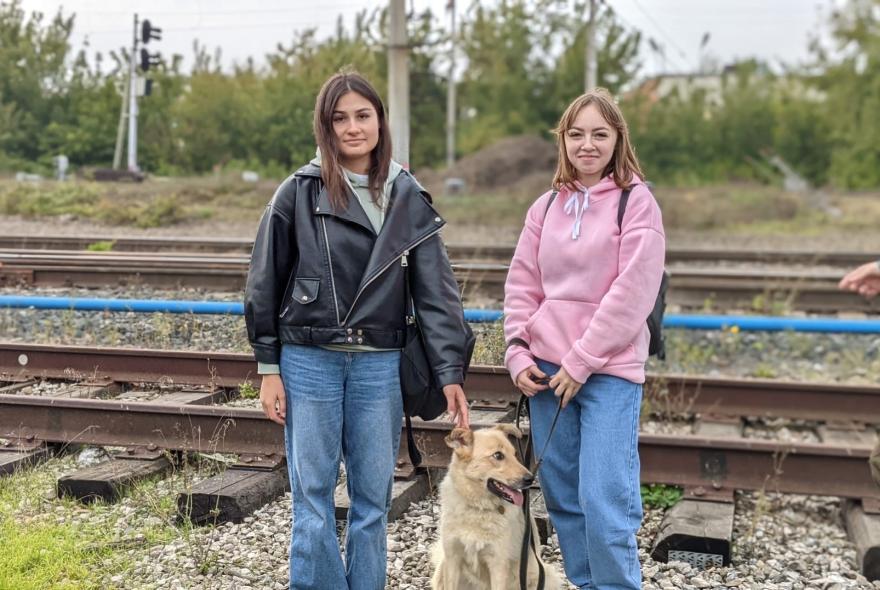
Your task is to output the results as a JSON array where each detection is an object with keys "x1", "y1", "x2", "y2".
[{"x1": 313, "y1": 71, "x2": 392, "y2": 211}]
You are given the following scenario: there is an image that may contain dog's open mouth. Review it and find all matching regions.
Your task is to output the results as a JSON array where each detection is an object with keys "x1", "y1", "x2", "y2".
[{"x1": 487, "y1": 478, "x2": 524, "y2": 506}]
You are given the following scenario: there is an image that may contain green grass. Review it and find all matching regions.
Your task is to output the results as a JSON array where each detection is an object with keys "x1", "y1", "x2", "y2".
[
  {"x1": 3, "y1": 176, "x2": 880, "y2": 237},
  {"x1": 435, "y1": 190, "x2": 536, "y2": 227},
  {"x1": 640, "y1": 484, "x2": 683, "y2": 509},
  {"x1": 0, "y1": 461, "x2": 113, "y2": 589},
  {"x1": 85, "y1": 240, "x2": 115, "y2": 252},
  {"x1": 0, "y1": 457, "x2": 189, "y2": 590},
  {"x1": 0, "y1": 517, "x2": 113, "y2": 590},
  {"x1": 7, "y1": 173, "x2": 277, "y2": 227}
]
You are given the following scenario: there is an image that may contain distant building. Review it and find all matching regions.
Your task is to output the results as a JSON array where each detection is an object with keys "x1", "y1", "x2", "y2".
[{"x1": 627, "y1": 66, "x2": 825, "y2": 108}]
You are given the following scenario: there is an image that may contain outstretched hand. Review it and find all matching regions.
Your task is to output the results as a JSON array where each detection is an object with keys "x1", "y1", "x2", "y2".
[{"x1": 839, "y1": 261, "x2": 880, "y2": 299}]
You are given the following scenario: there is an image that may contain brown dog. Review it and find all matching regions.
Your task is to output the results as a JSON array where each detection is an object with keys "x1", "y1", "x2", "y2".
[{"x1": 431, "y1": 425, "x2": 563, "y2": 590}]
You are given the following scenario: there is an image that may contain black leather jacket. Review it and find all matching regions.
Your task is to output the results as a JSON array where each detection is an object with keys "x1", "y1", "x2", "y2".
[{"x1": 244, "y1": 163, "x2": 468, "y2": 387}]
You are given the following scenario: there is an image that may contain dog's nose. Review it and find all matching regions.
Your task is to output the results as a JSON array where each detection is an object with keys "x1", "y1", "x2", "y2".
[{"x1": 521, "y1": 473, "x2": 535, "y2": 487}]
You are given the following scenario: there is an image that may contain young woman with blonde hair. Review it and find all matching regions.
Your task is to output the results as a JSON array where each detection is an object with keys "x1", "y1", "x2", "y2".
[{"x1": 504, "y1": 88, "x2": 665, "y2": 589}]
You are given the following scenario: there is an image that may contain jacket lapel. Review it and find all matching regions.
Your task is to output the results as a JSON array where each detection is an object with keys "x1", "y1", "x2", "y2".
[
  {"x1": 314, "y1": 185, "x2": 376, "y2": 235},
  {"x1": 352, "y1": 173, "x2": 445, "y2": 293}
]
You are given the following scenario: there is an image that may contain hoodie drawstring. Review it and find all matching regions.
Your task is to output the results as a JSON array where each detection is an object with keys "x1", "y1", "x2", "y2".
[{"x1": 563, "y1": 189, "x2": 589, "y2": 240}]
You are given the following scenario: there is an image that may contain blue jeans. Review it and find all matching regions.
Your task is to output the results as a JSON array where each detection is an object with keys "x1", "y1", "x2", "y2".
[
  {"x1": 280, "y1": 344, "x2": 403, "y2": 590},
  {"x1": 529, "y1": 359, "x2": 643, "y2": 590}
]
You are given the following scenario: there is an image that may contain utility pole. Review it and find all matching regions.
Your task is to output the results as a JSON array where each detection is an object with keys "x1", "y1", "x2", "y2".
[
  {"x1": 112, "y1": 74, "x2": 129, "y2": 170},
  {"x1": 445, "y1": 0, "x2": 456, "y2": 169},
  {"x1": 584, "y1": 0, "x2": 598, "y2": 92},
  {"x1": 127, "y1": 14, "x2": 139, "y2": 172},
  {"x1": 388, "y1": 0, "x2": 410, "y2": 169}
]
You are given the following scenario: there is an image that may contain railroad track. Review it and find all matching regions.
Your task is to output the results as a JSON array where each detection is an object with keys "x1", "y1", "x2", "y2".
[
  {"x1": 1, "y1": 247, "x2": 877, "y2": 313},
  {"x1": 3, "y1": 234, "x2": 878, "y2": 268},
  {"x1": 1, "y1": 342, "x2": 878, "y2": 574}
]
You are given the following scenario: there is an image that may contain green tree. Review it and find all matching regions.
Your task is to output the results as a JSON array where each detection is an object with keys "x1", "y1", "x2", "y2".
[
  {"x1": 811, "y1": 0, "x2": 880, "y2": 188},
  {"x1": 457, "y1": 0, "x2": 557, "y2": 152},
  {"x1": 0, "y1": 1, "x2": 75, "y2": 163},
  {"x1": 545, "y1": 2, "x2": 642, "y2": 118}
]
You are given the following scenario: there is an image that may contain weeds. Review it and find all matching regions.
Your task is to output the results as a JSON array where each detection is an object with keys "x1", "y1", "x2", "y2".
[
  {"x1": 640, "y1": 484, "x2": 683, "y2": 509},
  {"x1": 86, "y1": 240, "x2": 114, "y2": 252},
  {"x1": 238, "y1": 381, "x2": 259, "y2": 400}
]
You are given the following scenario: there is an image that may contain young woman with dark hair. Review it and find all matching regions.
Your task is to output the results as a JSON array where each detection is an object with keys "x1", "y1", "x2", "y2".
[{"x1": 244, "y1": 71, "x2": 471, "y2": 590}]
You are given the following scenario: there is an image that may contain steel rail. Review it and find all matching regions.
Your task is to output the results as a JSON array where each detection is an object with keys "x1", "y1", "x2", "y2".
[
  {"x1": 1, "y1": 236, "x2": 876, "y2": 267},
  {"x1": 0, "y1": 393, "x2": 875, "y2": 501},
  {"x1": 2, "y1": 249, "x2": 875, "y2": 313},
  {"x1": 2, "y1": 344, "x2": 880, "y2": 424}
]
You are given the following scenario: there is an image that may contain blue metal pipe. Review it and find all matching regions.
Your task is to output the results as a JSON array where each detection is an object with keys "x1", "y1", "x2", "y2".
[
  {"x1": 2, "y1": 296, "x2": 880, "y2": 332},
  {"x1": 662, "y1": 314, "x2": 880, "y2": 334},
  {"x1": 0, "y1": 295, "x2": 243, "y2": 315}
]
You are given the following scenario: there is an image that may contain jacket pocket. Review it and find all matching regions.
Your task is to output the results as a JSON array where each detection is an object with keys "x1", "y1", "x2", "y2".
[{"x1": 291, "y1": 278, "x2": 320, "y2": 305}]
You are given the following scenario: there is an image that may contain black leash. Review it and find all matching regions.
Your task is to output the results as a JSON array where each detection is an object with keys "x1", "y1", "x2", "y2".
[{"x1": 515, "y1": 392, "x2": 563, "y2": 590}]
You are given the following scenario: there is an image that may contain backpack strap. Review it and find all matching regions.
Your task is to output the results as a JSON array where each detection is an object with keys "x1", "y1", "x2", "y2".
[
  {"x1": 617, "y1": 186, "x2": 633, "y2": 231},
  {"x1": 543, "y1": 190, "x2": 559, "y2": 219},
  {"x1": 402, "y1": 253, "x2": 424, "y2": 468}
]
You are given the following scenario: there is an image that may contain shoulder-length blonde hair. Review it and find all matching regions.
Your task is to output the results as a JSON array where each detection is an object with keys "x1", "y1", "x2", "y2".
[
  {"x1": 551, "y1": 88, "x2": 643, "y2": 191},
  {"x1": 313, "y1": 71, "x2": 392, "y2": 211}
]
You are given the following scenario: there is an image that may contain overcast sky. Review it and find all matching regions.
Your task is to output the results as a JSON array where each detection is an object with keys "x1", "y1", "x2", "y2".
[{"x1": 19, "y1": 0, "x2": 841, "y2": 77}]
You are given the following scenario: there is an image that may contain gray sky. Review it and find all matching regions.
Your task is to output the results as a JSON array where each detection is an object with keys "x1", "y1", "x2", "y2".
[{"x1": 20, "y1": 0, "x2": 840, "y2": 77}]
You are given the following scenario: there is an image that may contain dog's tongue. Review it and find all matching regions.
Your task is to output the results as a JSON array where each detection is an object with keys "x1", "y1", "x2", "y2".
[{"x1": 511, "y1": 488, "x2": 524, "y2": 507}]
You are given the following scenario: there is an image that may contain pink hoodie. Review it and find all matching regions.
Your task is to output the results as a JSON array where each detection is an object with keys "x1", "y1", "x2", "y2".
[{"x1": 504, "y1": 175, "x2": 666, "y2": 385}]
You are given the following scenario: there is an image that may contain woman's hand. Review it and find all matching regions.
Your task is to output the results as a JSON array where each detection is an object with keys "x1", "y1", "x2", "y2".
[
  {"x1": 442, "y1": 384, "x2": 470, "y2": 429},
  {"x1": 515, "y1": 365, "x2": 549, "y2": 396},
  {"x1": 549, "y1": 367, "x2": 583, "y2": 408},
  {"x1": 260, "y1": 374, "x2": 286, "y2": 426}
]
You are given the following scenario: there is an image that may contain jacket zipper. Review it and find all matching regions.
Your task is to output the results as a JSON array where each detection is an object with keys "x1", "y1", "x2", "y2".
[
  {"x1": 341, "y1": 228, "x2": 442, "y2": 325},
  {"x1": 321, "y1": 218, "x2": 342, "y2": 325},
  {"x1": 402, "y1": 250, "x2": 416, "y2": 325}
]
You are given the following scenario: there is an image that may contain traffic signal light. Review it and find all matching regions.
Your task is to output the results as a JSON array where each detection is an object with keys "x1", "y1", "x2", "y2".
[
  {"x1": 140, "y1": 48, "x2": 161, "y2": 72},
  {"x1": 141, "y1": 19, "x2": 162, "y2": 44}
]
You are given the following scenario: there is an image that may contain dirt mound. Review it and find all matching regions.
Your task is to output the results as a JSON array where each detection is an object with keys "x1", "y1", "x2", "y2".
[{"x1": 419, "y1": 135, "x2": 557, "y2": 195}]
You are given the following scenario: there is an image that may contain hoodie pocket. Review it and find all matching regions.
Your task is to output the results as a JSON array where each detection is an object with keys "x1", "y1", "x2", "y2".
[
  {"x1": 291, "y1": 278, "x2": 320, "y2": 305},
  {"x1": 525, "y1": 301, "x2": 549, "y2": 333},
  {"x1": 528, "y1": 299, "x2": 599, "y2": 357}
]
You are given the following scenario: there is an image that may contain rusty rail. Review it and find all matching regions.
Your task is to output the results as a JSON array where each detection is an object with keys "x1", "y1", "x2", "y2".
[
  {"x1": 3, "y1": 343, "x2": 880, "y2": 424},
  {"x1": 0, "y1": 391, "x2": 875, "y2": 501},
  {"x1": 1, "y1": 236, "x2": 876, "y2": 267},
  {"x1": 1, "y1": 248, "x2": 875, "y2": 312}
]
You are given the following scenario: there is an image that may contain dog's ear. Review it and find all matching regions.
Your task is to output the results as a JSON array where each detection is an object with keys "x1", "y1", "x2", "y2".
[
  {"x1": 445, "y1": 428, "x2": 474, "y2": 450},
  {"x1": 494, "y1": 424, "x2": 523, "y2": 439}
]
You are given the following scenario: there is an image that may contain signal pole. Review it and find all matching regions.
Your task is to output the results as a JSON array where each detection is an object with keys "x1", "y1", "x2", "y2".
[
  {"x1": 123, "y1": 15, "x2": 161, "y2": 172},
  {"x1": 112, "y1": 74, "x2": 129, "y2": 170},
  {"x1": 127, "y1": 14, "x2": 139, "y2": 172},
  {"x1": 388, "y1": 0, "x2": 410, "y2": 169},
  {"x1": 446, "y1": 0, "x2": 456, "y2": 168},
  {"x1": 585, "y1": 0, "x2": 598, "y2": 91}
]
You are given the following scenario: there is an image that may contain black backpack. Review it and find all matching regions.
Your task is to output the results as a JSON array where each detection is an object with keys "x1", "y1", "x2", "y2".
[{"x1": 544, "y1": 187, "x2": 668, "y2": 360}]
